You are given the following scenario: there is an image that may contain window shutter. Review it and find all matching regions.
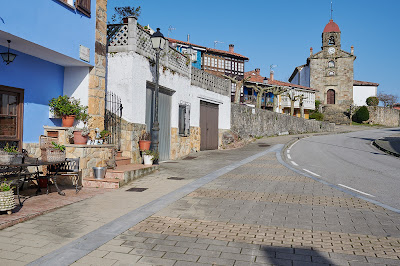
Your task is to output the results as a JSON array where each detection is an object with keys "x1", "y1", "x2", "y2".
[
  {"x1": 76, "y1": 0, "x2": 91, "y2": 17},
  {"x1": 184, "y1": 105, "x2": 190, "y2": 136}
]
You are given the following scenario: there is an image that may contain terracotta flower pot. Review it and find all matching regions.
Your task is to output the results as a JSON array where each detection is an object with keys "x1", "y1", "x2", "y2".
[
  {"x1": 38, "y1": 178, "x2": 48, "y2": 189},
  {"x1": 139, "y1": 140, "x2": 151, "y2": 151},
  {"x1": 73, "y1": 131, "x2": 88, "y2": 145},
  {"x1": 62, "y1": 115, "x2": 75, "y2": 127}
]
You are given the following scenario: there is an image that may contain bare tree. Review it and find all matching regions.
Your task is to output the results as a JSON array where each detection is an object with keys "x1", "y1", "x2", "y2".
[
  {"x1": 286, "y1": 91, "x2": 301, "y2": 116},
  {"x1": 222, "y1": 75, "x2": 251, "y2": 104},
  {"x1": 245, "y1": 83, "x2": 272, "y2": 109},
  {"x1": 377, "y1": 92, "x2": 398, "y2": 108},
  {"x1": 270, "y1": 86, "x2": 288, "y2": 113},
  {"x1": 298, "y1": 94, "x2": 307, "y2": 118}
]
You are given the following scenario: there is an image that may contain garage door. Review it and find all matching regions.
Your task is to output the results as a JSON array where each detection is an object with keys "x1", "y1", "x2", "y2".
[{"x1": 200, "y1": 101, "x2": 219, "y2": 150}]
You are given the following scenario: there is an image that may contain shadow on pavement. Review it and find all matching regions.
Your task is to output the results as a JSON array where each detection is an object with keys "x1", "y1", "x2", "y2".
[{"x1": 261, "y1": 246, "x2": 333, "y2": 265}]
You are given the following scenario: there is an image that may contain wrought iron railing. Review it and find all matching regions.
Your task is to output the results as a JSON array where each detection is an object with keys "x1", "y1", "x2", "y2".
[{"x1": 104, "y1": 91, "x2": 123, "y2": 150}]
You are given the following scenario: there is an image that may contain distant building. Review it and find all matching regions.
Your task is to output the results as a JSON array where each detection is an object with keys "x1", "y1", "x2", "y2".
[
  {"x1": 289, "y1": 19, "x2": 378, "y2": 107},
  {"x1": 245, "y1": 69, "x2": 318, "y2": 118},
  {"x1": 353, "y1": 80, "x2": 379, "y2": 106},
  {"x1": 168, "y1": 38, "x2": 206, "y2": 70}
]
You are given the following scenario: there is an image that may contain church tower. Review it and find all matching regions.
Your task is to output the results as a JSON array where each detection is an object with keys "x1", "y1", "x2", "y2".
[{"x1": 309, "y1": 20, "x2": 355, "y2": 105}]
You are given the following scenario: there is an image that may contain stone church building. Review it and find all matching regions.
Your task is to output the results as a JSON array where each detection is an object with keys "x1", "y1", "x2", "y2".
[{"x1": 289, "y1": 19, "x2": 378, "y2": 107}]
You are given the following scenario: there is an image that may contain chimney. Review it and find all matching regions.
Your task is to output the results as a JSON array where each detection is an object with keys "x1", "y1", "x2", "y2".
[
  {"x1": 351, "y1": 45, "x2": 354, "y2": 55},
  {"x1": 229, "y1": 44, "x2": 234, "y2": 53},
  {"x1": 310, "y1": 47, "x2": 313, "y2": 56},
  {"x1": 270, "y1": 71, "x2": 274, "y2": 81},
  {"x1": 187, "y1": 34, "x2": 190, "y2": 43},
  {"x1": 255, "y1": 68, "x2": 260, "y2": 75}
]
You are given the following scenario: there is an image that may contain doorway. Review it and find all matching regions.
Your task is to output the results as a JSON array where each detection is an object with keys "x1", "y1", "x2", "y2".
[{"x1": 200, "y1": 101, "x2": 219, "y2": 150}]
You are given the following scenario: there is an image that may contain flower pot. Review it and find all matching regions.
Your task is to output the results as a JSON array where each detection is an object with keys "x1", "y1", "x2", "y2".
[
  {"x1": 73, "y1": 131, "x2": 88, "y2": 145},
  {"x1": 143, "y1": 155, "x2": 153, "y2": 165},
  {"x1": 62, "y1": 115, "x2": 75, "y2": 127},
  {"x1": 38, "y1": 178, "x2": 48, "y2": 188},
  {"x1": 0, "y1": 190, "x2": 16, "y2": 215},
  {"x1": 139, "y1": 140, "x2": 151, "y2": 151}
]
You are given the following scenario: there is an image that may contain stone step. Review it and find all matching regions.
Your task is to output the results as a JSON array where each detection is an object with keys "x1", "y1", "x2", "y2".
[
  {"x1": 83, "y1": 164, "x2": 158, "y2": 189},
  {"x1": 115, "y1": 156, "x2": 131, "y2": 166}
]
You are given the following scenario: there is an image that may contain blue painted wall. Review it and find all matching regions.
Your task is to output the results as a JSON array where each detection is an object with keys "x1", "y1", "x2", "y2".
[
  {"x1": 0, "y1": 46, "x2": 64, "y2": 143},
  {"x1": 175, "y1": 47, "x2": 202, "y2": 69},
  {"x1": 1, "y1": 0, "x2": 96, "y2": 65}
]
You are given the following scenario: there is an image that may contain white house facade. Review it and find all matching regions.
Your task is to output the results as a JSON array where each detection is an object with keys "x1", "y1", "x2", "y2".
[{"x1": 353, "y1": 80, "x2": 379, "y2": 106}]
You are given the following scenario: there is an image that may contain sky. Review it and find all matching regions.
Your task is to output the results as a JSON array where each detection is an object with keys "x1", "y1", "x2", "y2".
[{"x1": 108, "y1": 0, "x2": 399, "y2": 99}]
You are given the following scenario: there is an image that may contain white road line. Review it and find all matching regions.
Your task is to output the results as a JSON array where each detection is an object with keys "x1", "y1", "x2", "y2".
[
  {"x1": 302, "y1": 169, "x2": 321, "y2": 177},
  {"x1": 291, "y1": 161, "x2": 298, "y2": 166},
  {"x1": 288, "y1": 139, "x2": 300, "y2": 150},
  {"x1": 287, "y1": 154, "x2": 292, "y2": 159},
  {"x1": 287, "y1": 150, "x2": 290, "y2": 154},
  {"x1": 338, "y1": 184, "x2": 375, "y2": 197}
]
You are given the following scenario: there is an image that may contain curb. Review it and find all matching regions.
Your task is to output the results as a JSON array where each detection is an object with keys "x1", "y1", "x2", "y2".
[{"x1": 372, "y1": 139, "x2": 400, "y2": 158}]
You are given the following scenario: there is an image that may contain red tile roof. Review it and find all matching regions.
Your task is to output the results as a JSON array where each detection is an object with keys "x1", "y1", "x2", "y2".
[
  {"x1": 167, "y1": 38, "x2": 207, "y2": 49},
  {"x1": 244, "y1": 70, "x2": 264, "y2": 83},
  {"x1": 206, "y1": 48, "x2": 249, "y2": 60},
  {"x1": 323, "y1": 19, "x2": 341, "y2": 33},
  {"x1": 244, "y1": 69, "x2": 317, "y2": 91},
  {"x1": 265, "y1": 79, "x2": 318, "y2": 91},
  {"x1": 353, "y1": 80, "x2": 379, "y2": 86}
]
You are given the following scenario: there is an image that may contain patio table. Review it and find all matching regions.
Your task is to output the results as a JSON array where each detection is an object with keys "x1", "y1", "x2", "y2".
[{"x1": 0, "y1": 159, "x2": 66, "y2": 206}]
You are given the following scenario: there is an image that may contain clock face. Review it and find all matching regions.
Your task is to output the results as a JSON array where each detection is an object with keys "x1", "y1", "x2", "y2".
[{"x1": 328, "y1": 47, "x2": 336, "y2": 55}]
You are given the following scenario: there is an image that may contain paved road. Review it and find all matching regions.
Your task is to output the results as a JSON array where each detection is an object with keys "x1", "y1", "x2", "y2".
[{"x1": 286, "y1": 127, "x2": 400, "y2": 210}]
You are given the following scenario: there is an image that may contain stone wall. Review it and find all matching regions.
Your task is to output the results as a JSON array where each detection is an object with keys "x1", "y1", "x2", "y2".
[
  {"x1": 120, "y1": 118, "x2": 146, "y2": 164},
  {"x1": 367, "y1": 106, "x2": 400, "y2": 127},
  {"x1": 88, "y1": 0, "x2": 108, "y2": 131},
  {"x1": 231, "y1": 104, "x2": 335, "y2": 139},
  {"x1": 170, "y1": 127, "x2": 200, "y2": 160},
  {"x1": 66, "y1": 145, "x2": 114, "y2": 179}
]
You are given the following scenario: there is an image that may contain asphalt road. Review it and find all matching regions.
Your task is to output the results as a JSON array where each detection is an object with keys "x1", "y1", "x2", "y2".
[{"x1": 286, "y1": 127, "x2": 400, "y2": 210}]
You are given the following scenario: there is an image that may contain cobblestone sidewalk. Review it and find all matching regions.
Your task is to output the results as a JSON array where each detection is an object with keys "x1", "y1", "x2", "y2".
[{"x1": 72, "y1": 151, "x2": 400, "y2": 265}]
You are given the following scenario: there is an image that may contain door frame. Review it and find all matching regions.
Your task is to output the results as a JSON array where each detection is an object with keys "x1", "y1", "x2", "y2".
[
  {"x1": 0, "y1": 85, "x2": 24, "y2": 150},
  {"x1": 200, "y1": 100, "x2": 219, "y2": 151}
]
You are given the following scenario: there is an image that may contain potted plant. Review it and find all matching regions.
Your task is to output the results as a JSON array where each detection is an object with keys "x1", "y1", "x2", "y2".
[
  {"x1": 139, "y1": 131, "x2": 151, "y2": 151},
  {"x1": 100, "y1": 130, "x2": 111, "y2": 144},
  {"x1": 143, "y1": 149, "x2": 158, "y2": 165},
  {"x1": 0, "y1": 144, "x2": 23, "y2": 165},
  {"x1": 49, "y1": 95, "x2": 83, "y2": 127},
  {"x1": 42, "y1": 142, "x2": 66, "y2": 162},
  {"x1": 0, "y1": 179, "x2": 16, "y2": 215},
  {"x1": 67, "y1": 127, "x2": 90, "y2": 145}
]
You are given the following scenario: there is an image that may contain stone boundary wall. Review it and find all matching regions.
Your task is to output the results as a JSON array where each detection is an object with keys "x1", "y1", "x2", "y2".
[
  {"x1": 367, "y1": 106, "x2": 400, "y2": 127},
  {"x1": 191, "y1": 67, "x2": 230, "y2": 97},
  {"x1": 120, "y1": 118, "x2": 146, "y2": 164},
  {"x1": 231, "y1": 104, "x2": 335, "y2": 139}
]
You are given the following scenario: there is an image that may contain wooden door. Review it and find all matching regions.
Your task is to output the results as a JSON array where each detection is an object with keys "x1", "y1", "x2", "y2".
[
  {"x1": 327, "y1": 89, "x2": 335, "y2": 104},
  {"x1": 200, "y1": 101, "x2": 219, "y2": 150}
]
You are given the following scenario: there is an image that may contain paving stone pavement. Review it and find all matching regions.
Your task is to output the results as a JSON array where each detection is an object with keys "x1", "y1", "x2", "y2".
[
  {"x1": 1, "y1": 128, "x2": 399, "y2": 265},
  {"x1": 74, "y1": 145, "x2": 400, "y2": 265}
]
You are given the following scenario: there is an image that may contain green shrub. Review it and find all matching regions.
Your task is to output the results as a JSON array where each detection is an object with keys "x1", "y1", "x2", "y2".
[
  {"x1": 366, "y1": 96, "x2": 379, "y2": 106},
  {"x1": 309, "y1": 112, "x2": 324, "y2": 121},
  {"x1": 353, "y1": 106, "x2": 369, "y2": 123}
]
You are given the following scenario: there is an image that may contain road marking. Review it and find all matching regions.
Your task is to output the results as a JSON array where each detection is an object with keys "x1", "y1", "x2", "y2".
[
  {"x1": 287, "y1": 154, "x2": 292, "y2": 159},
  {"x1": 288, "y1": 139, "x2": 300, "y2": 150},
  {"x1": 287, "y1": 149, "x2": 290, "y2": 154},
  {"x1": 338, "y1": 184, "x2": 375, "y2": 197},
  {"x1": 302, "y1": 169, "x2": 321, "y2": 177},
  {"x1": 291, "y1": 161, "x2": 298, "y2": 166}
]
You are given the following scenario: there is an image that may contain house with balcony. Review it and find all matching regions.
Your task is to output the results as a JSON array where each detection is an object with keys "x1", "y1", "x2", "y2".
[
  {"x1": 168, "y1": 38, "x2": 206, "y2": 70},
  {"x1": 245, "y1": 68, "x2": 318, "y2": 118},
  {"x1": 0, "y1": 0, "x2": 107, "y2": 153}
]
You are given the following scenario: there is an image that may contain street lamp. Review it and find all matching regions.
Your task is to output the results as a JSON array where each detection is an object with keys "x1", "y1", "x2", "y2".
[
  {"x1": 0, "y1": 40, "x2": 17, "y2": 65},
  {"x1": 150, "y1": 28, "x2": 166, "y2": 156}
]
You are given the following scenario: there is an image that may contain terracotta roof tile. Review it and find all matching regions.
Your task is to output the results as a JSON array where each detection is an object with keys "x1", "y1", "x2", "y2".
[
  {"x1": 323, "y1": 19, "x2": 341, "y2": 33},
  {"x1": 244, "y1": 70, "x2": 264, "y2": 83},
  {"x1": 167, "y1": 38, "x2": 207, "y2": 49},
  {"x1": 265, "y1": 79, "x2": 318, "y2": 91},
  {"x1": 353, "y1": 80, "x2": 379, "y2": 86},
  {"x1": 206, "y1": 48, "x2": 249, "y2": 60}
]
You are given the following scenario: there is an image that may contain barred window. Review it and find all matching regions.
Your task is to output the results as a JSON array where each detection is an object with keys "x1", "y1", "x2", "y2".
[{"x1": 178, "y1": 104, "x2": 190, "y2": 136}]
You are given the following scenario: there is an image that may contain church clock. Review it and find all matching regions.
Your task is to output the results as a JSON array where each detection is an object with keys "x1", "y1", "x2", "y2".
[{"x1": 328, "y1": 47, "x2": 335, "y2": 55}]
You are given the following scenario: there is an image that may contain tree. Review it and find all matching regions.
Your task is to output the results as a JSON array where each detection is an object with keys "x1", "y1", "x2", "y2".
[
  {"x1": 269, "y1": 86, "x2": 288, "y2": 112},
  {"x1": 110, "y1": 6, "x2": 141, "y2": 23},
  {"x1": 222, "y1": 75, "x2": 250, "y2": 104},
  {"x1": 377, "y1": 92, "x2": 398, "y2": 108},
  {"x1": 366, "y1": 96, "x2": 379, "y2": 106},
  {"x1": 245, "y1": 83, "x2": 272, "y2": 109}
]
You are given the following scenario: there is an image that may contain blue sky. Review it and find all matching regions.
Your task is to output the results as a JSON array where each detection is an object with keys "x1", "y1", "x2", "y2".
[{"x1": 108, "y1": 0, "x2": 399, "y2": 99}]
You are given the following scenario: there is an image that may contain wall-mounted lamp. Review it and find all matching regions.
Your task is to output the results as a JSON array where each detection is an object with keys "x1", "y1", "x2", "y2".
[{"x1": 0, "y1": 40, "x2": 17, "y2": 65}]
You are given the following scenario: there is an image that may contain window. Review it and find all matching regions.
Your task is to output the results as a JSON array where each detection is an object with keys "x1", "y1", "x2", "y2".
[
  {"x1": 178, "y1": 104, "x2": 190, "y2": 136},
  {"x1": 328, "y1": 36, "x2": 335, "y2": 45},
  {"x1": 328, "y1": 71, "x2": 335, "y2": 76},
  {"x1": 328, "y1": 60, "x2": 335, "y2": 68},
  {"x1": 0, "y1": 86, "x2": 24, "y2": 150},
  {"x1": 76, "y1": 0, "x2": 91, "y2": 17}
]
